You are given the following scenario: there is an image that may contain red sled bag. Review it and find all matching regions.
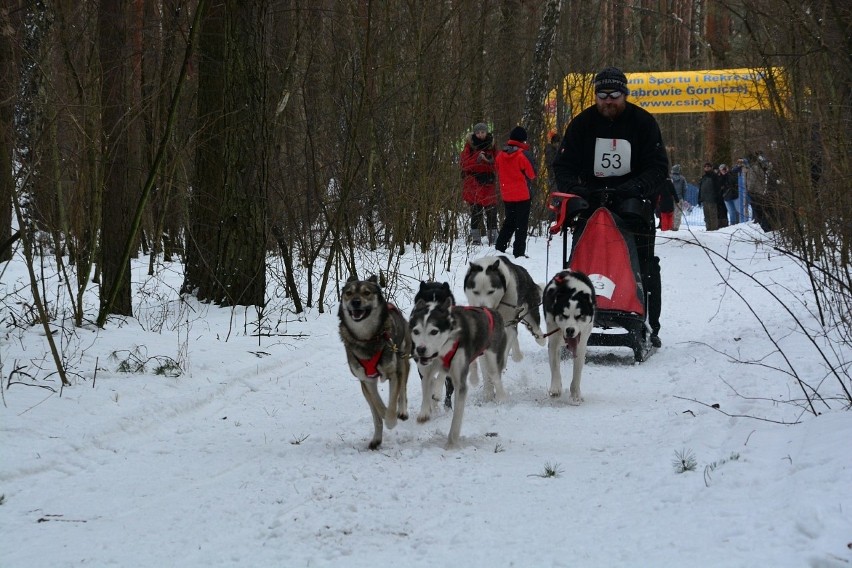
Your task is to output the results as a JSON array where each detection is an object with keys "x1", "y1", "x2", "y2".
[{"x1": 568, "y1": 207, "x2": 645, "y2": 315}]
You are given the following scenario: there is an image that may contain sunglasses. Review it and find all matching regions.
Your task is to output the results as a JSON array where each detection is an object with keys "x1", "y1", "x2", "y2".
[{"x1": 596, "y1": 91, "x2": 624, "y2": 100}]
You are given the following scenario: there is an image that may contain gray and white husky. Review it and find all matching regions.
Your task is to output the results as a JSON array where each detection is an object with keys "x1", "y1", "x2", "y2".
[
  {"x1": 413, "y1": 281, "x2": 456, "y2": 409},
  {"x1": 463, "y1": 255, "x2": 545, "y2": 365},
  {"x1": 338, "y1": 275, "x2": 411, "y2": 450},
  {"x1": 542, "y1": 270, "x2": 596, "y2": 404},
  {"x1": 409, "y1": 298, "x2": 507, "y2": 448}
]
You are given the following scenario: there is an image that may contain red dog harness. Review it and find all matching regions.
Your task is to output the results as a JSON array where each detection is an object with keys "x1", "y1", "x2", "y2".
[
  {"x1": 356, "y1": 304, "x2": 399, "y2": 380},
  {"x1": 441, "y1": 307, "x2": 495, "y2": 369}
]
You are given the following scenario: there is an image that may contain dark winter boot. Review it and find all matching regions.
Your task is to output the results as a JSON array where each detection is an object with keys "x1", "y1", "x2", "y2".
[{"x1": 469, "y1": 229, "x2": 482, "y2": 245}]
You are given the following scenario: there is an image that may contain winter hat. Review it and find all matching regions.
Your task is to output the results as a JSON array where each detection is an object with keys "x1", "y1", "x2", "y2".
[
  {"x1": 719, "y1": 163, "x2": 728, "y2": 171},
  {"x1": 508, "y1": 126, "x2": 528, "y2": 142},
  {"x1": 473, "y1": 122, "x2": 488, "y2": 133},
  {"x1": 671, "y1": 164, "x2": 681, "y2": 174},
  {"x1": 593, "y1": 67, "x2": 630, "y2": 95}
]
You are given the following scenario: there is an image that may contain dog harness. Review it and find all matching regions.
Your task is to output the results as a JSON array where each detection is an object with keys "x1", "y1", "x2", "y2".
[
  {"x1": 356, "y1": 303, "x2": 399, "y2": 380},
  {"x1": 441, "y1": 307, "x2": 495, "y2": 369}
]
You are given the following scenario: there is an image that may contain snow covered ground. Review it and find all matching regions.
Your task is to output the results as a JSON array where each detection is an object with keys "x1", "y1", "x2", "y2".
[{"x1": 1, "y1": 219, "x2": 850, "y2": 567}]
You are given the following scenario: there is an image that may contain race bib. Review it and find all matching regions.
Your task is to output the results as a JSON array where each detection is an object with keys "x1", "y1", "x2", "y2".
[
  {"x1": 588, "y1": 273, "x2": 616, "y2": 300},
  {"x1": 593, "y1": 138, "x2": 632, "y2": 178}
]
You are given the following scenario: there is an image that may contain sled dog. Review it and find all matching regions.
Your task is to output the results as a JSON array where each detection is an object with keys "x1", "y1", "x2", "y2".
[
  {"x1": 542, "y1": 270, "x2": 596, "y2": 404},
  {"x1": 413, "y1": 281, "x2": 456, "y2": 409},
  {"x1": 338, "y1": 275, "x2": 411, "y2": 450},
  {"x1": 409, "y1": 298, "x2": 507, "y2": 448},
  {"x1": 464, "y1": 255, "x2": 545, "y2": 364}
]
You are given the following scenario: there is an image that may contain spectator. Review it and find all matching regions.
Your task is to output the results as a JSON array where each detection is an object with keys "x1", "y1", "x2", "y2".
[
  {"x1": 715, "y1": 164, "x2": 729, "y2": 228},
  {"x1": 670, "y1": 164, "x2": 687, "y2": 230},
  {"x1": 719, "y1": 163, "x2": 739, "y2": 225},
  {"x1": 730, "y1": 158, "x2": 748, "y2": 222},
  {"x1": 552, "y1": 66, "x2": 668, "y2": 347},
  {"x1": 698, "y1": 162, "x2": 720, "y2": 231},
  {"x1": 460, "y1": 122, "x2": 498, "y2": 245},
  {"x1": 748, "y1": 151, "x2": 776, "y2": 231},
  {"x1": 494, "y1": 126, "x2": 537, "y2": 258},
  {"x1": 544, "y1": 131, "x2": 561, "y2": 190},
  {"x1": 657, "y1": 177, "x2": 679, "y2": 231}
]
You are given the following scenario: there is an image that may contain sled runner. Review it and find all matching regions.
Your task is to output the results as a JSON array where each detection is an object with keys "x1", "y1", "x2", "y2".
[{"x1": 548, "y1": 192, "x2": 656, "y2": 362}]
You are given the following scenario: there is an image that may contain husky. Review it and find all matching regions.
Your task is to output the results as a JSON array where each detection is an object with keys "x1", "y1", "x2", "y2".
[
  {"x1": 409, "y1": 298, "x2": 507, "y2": 448},
  {"x1": 338, "y1": 275, "x2": 411, "y2": 450},
  {"x1": 413, "y1": 281, "x2": 456, "y2": 409},
  {"x1": 542, "y1": 270, "x2": 596, "y2": 404},
  {"x1": 463, "y1": 255, "x2": 545, "y2": 365}
]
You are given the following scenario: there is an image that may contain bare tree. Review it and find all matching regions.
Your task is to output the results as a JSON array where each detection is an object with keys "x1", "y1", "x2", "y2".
[
  {"x1": 183, "y1": 0, "x2": 268, "y2": 307},
  {"x1": 0, "y1": 4, "x2": 17, "y2": 262},
  {"x1": 98, "y1": 0, "x2": 134, "y2": 318}
]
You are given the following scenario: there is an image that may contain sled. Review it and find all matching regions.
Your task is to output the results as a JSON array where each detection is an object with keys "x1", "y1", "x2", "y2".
[{"x1": 548, "y1": 192, "x2": 655, "y2": 362}]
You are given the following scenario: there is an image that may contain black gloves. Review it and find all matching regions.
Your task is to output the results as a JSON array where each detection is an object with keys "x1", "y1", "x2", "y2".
[{"x1": 615, "y1": 182, "x2": 643, "y2": 199}]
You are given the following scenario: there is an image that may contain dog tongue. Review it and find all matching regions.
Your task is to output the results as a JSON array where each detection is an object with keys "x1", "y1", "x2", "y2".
[{"x1": 351, "y1": 308, "x2": 367, "y2": 320}]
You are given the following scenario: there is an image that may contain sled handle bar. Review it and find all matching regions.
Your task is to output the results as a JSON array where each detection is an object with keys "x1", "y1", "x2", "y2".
[{"x1": 547, "y1": 192, "x2": 589, "y2": 235}]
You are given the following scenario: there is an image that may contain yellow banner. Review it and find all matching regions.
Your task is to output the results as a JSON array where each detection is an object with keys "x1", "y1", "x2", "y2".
[{"x1": 547, "y1": 68, "x2": 784, "y2": 117}]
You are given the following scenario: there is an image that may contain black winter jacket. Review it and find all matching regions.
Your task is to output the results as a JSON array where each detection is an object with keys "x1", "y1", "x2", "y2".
[{"x1": 552, "y1": 102, "x2": 670, "y2": 207}]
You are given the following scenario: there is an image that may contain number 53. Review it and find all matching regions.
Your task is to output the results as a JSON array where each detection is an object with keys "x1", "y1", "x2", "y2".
[{"x1": 601, "y1": 153, "x2": 622, "y2": 169}]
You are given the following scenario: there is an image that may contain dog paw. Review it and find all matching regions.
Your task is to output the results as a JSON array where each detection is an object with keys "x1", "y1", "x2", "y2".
[
  {"x1": 568, "y1": 394, "x2": 583, "y2": 405},
  {"x1": 384, "y1": 414, "x2": 398, "y2": 430},
  {"x1": 511, "y1": 350, "x2": 523, "y2": 362},
  {"x1": 368, "y1": 439, "x2": 382, "y2": 450},
  {"x1": 549, "y1": 389, "x2": 562, "y2": 398},
  {"x1": 398, "y1": 410, "x2": 409, "y2": 421},
  {"x1": 417, "y1": 413, "x2": 431, "y2": 423},
  {"x1": 535, "y1": 335, "x2": 547, "y2": 346}
]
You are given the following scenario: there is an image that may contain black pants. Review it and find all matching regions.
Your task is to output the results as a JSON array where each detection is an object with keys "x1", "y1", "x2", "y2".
[
  {"x1": 496, "y1": 200, "x2": 530, "y2": 257},
  {"x1": 572, "y1": 210, "x2": 662, "y2": 335},
  {"x1": 470, "y1": 204, "x2": 498, "y2": 232}
]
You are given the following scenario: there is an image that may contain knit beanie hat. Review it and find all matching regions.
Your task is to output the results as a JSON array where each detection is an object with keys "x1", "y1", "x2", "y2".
[
  {"x1": 473, "y1": 122, "x2": 488, "y2": 133},
  {"x1": 593, "y1": 67, "x2": 630, "y2": 95},
  {"x1": 671, "y1": 164, "x2": 681, "y2": 174},
  {"x1": 508, "y1": 126, "x2": 528, "y2": 142}
]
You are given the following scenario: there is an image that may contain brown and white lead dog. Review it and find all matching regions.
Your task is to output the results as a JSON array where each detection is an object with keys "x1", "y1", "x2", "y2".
[
  {"x1": 542, "y1": 270, "x2": 596, "y2": 404},
  {"x1": 338, "y1": 276, "x2": 411, "y2": 450}
]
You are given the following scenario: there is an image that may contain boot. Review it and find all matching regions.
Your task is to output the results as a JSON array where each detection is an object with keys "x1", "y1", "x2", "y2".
[
  {"x1": 469, "y1": 229, "x2": 482, "y2": 245},
  {"x1": 488, "y1": 229, "x2": 498, "y2": 245}
]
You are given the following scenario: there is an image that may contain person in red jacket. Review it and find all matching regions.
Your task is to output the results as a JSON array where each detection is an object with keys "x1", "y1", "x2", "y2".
[
  {"x1": 460, "y1": 123, "x2": 498, "y2": 245},
  {"x1": 494, "y1": 126, "x2": 537, "y2": 258}
]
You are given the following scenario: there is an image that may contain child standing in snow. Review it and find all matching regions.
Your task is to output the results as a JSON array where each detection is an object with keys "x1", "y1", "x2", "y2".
[{"x1": 494, "y1": 126, "x2": 537, "y2": 258}]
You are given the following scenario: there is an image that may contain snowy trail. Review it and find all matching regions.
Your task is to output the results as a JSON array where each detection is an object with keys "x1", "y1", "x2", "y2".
[{"x1": 2, "y1": 225, "x2": 851, "y2": 567}]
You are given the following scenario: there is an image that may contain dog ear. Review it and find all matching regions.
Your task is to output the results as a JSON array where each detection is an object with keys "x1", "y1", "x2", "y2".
[
  {"x1": 441, "y1": 282, "x2": 451, "y2": 292},
  {"x1": 440, "y1": 296, "x2": 453, "y2": 310},
  {"x1": 346, "y1": 274, "x2": 358, "y2": 283},
  {"x1": 367, "y1": 274, "x2": 378, "y2": 284},
  {"x1": 488, "y1": 259, "x2": 501, "y2": 271}
]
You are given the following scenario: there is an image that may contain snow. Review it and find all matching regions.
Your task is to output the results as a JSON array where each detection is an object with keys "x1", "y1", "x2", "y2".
[{"x1": 2, "y1": 219, "x2": 851, "y2": 568}]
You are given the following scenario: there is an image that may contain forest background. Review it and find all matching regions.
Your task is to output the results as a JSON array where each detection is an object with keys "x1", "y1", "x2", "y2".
[{"x1": 0, "y1": 0, "x2": 849, "y2": 367}]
